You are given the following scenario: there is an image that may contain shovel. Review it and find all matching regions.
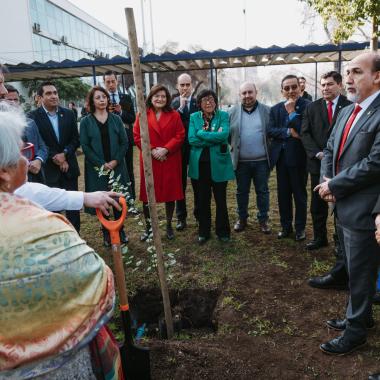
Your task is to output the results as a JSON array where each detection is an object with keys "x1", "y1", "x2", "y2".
[{"x1": 96, "y1": 197, "x2": 151, "y2": 380}]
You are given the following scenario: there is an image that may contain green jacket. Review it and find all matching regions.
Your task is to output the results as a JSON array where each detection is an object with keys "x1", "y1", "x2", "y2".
[
  {"x1": 80, "y1": 113, "x2": 130, "y2": 214},
  {"x1": 188, "y1": 110, "x2": 235, "y2": 182}
]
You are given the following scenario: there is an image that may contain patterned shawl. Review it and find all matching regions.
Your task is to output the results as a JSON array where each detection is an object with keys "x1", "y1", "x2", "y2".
[{"x1": 0, "y1": 192, "x2": 115, "y2": 376}]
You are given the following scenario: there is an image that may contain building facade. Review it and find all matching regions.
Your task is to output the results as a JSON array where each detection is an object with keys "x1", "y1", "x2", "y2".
[{"x1": 0, "y1": 0, "x2": 128, "y2": 64}]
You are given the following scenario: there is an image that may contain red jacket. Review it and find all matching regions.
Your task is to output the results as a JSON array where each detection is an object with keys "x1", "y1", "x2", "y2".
[{"x1": 134, "y1": 109, "x2": 185, "y2": 203}]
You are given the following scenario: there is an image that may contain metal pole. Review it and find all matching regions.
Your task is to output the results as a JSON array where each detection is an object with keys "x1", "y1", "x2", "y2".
[
  {"x1": 215, "y1": 68, "x2": 218, "y2": 101},
  {"x1": 148, "y1": 0, "x2": 158, "y2": 85},
  {"x1": 121, "y1": 73, "x2": 126, "y2": 94},
  {"x1": 140, "y1": 0, "x2": 150, "y2": 95},
  {"x1": 125, "y1": 7, "x2": 174, "y2": 339},
  {"x1": 210, "y1": 60, "x2": 214, "y2": 91},
  {"x1": 314, "y1": 62, "x2": 318, "y2": 101},
  {"x1": 338, "y1": 49, "x2": 342, "y2": 74},
  {"x1": 92, "y1": 66, "x2": 96, "y2": 85}
]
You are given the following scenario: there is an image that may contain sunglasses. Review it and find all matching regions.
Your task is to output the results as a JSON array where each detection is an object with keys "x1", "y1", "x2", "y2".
[
  {"x1": 282, "y1": 84, "x2": 299, "y2": 92},
  {"x1": 21, "y1": 142, "x2": 35, "y2": 161}
]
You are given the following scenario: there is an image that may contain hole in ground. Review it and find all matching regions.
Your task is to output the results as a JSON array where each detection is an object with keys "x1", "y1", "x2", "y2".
[{"x1": 129, "y1": 287, "x2": 220, "y2": 338}]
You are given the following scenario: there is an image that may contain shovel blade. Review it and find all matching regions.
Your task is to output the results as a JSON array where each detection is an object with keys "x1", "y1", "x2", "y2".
[{"x1": 120, "y1": 343, "x2": 151, "y2": 380}]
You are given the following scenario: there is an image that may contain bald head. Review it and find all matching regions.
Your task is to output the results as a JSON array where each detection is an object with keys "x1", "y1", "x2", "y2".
[
  {"x1": 177, "y1": 73, "x2": 193, "y2": 97},
  {"x1": 345, "y1": 52, "x2": 380, "y2": 103},
  {"x1": 239, "y1": 82, "x2": 257, "y2": 109}
]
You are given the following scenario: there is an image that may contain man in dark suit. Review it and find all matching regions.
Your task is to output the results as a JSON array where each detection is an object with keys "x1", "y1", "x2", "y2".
[
  {"x1": 29, "y1": 81, "x2": 81, "y2": 232},
  {"x1": 298, "y1": 76, "x2": 313, "y2": 101},
  {"x1": 268, "y1": 75, "x2": 310, "y2": 241},
  {"x1": 301, "y1": 72, "x2": 351, "y2": 250},
  {"x1": 316, "y1": 52, "x2": 380, "y2": 355},
  {"x1": 4, "y1": 85, "x2": 48, "y2": 184},
  {"x1": 171, "y1": 73, "x2": 199, "y2": 230},
  {"x1": 103, "y1": 71, "x2": 136, "y2": 201}
]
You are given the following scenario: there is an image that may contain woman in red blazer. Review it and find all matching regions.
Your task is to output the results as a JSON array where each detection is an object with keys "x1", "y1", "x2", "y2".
[{"x1": 134, "y1": 84, "x2": 185, "y2": 240}]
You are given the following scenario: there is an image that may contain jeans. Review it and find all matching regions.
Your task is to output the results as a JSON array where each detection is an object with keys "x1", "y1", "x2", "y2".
[{"x1": 235, "y1": 160, "x2": 270, "y2": 222}]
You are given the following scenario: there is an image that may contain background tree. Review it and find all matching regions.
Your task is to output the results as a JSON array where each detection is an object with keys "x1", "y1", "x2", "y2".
[
  {"x1": 22, "y1": 77, "x2": 91, "y2": 101},
  {"x1": 301, "y1": 0, "x2": 379, "y2": 51}
]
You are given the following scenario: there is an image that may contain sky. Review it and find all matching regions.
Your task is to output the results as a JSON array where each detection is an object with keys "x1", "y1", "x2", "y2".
[{"x1": 72, "y1": 0, "x2": 331, "y2": 53}]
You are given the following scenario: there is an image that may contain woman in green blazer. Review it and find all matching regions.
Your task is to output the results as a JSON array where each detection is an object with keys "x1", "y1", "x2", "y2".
[
  {"x1": 80, "y1": 86, "x2": 130, "y2": 246},
  {"x1": 188, "y1": 89, "x2": 235, "y2": 244}
]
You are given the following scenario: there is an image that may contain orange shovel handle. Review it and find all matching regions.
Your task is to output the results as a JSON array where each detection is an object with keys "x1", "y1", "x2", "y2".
[{"x1": 96, "y1": 197, "x2": 128, "y2": 244}]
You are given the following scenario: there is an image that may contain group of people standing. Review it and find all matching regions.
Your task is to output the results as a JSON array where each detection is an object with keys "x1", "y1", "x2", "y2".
[{"x1": 1, "y1": 51, "x2": 380, "y2": 379}]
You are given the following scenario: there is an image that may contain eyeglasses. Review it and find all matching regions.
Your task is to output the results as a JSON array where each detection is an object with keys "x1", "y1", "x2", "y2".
[
  {"x1": 201, "y1": 96, "x2": 215, "y2": 104},
  {"x1": 282, "y1": 84, "x2": 299, "y2": 92},
  {"x1": 21, "y1": 142, "x2": 35, "y2": 161}
]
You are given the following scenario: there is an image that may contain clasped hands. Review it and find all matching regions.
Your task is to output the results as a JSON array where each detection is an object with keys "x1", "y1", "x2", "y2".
[
  {"x1": 52, "y1": 153, "x2": 69, "y2": 173},
  {"x1": 152, "y1": 147, "x2": 168, "y2": 161},
  {"x1": 313, "y1": 176, "x2": 336, "y2": 203}
]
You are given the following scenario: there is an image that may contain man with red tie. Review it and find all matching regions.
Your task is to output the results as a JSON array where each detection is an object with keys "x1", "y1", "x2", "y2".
[
  {"x1": 316, "y1": 52, "x2": 380, "y2": 355},
  {"x1": 302, "y1": 71, "x2": 351, "y2": 253}
]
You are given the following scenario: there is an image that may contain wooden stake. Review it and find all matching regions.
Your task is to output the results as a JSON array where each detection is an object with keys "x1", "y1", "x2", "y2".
[{"x1": 125, "y1": 7, "x2": 174, "y2": 339}]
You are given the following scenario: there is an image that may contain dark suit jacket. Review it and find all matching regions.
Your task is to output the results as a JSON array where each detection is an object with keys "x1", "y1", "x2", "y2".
[
  {"x1": 119, "y1": 92, "x2": 136, "y2": 147},
  {"x1": 301, "y1": 95, "x2": 351, "y2": 174},
  {"x1": 28, "y1": 106, "x2": 80, "y2": 184},
  {"x1": 302, "y1": 91, "x2": 313, "y2": 102},
  {"x1": 24, "y1": 118, "x2": 48, "y2": 162},
  {"x1": 171, "y1": 96, "x2": 198, "y2": 158},
  {"x1": 268, "y1": 96, "x2": 310, "y2": 169},
  {"x1": 321, "y1": 93, "x2": 380, "y2": 230},
  {"x1": 373, "y1": 196, "x2": 380, "y2": 215}
]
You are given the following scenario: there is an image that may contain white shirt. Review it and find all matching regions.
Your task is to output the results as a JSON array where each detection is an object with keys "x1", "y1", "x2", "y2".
[
  {"x1": 348, "y1": 89, "x2": 380, "y2": 137},
  {"x1": 325, "y1": 94, "x2": 340, "y2": 116},
  {"x1": 15, "y1": 182, "x2": 84, "y2": 211}
]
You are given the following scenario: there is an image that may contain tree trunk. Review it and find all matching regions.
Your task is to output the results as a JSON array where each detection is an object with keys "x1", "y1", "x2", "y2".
[{"x1": 370, "y1": 14, "x2": 378, "y2": 51}]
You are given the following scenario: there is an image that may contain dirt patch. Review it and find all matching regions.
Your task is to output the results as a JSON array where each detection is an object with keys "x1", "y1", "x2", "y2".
[{"x1": 78, "y1": 153, "x2": 380, "y2": 380}]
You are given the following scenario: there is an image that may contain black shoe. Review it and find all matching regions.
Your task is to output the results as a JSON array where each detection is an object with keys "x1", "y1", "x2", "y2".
[
  {"x1": 260, "y1": 221, "x2": 271, "y2": 234},
  {"x1": 217, "y1": 236, "x2": 230, "y2": 242},
  {"x1": 176, "y1": 219, "x2": 187, "y2": 231},
  {"x1": 278, "y1": 229, "x2": 292, "y2": 239},
  {"x1": 166, "y1": 224, "x2": 174, "y2": 240},
  {"x1": 120, "y1": 230, "x2": 128, "y2": 245},
  {"x1": 234, "y1": 219, "x2": 247, "y2": 232},
  {"x1": 326, "y1": 318, "x2": 375, "y2": 331},
  {"x1": 369, "y1": 373, "x2": 380, "y2": 380},
  {"x1": 295, "y1": 230, "x2": 306, "y2": 241},
  {"x1": 306, "y1": 238, "x2": 328, "y2": 250},
  {"x1": 308, "y1": 274, "x2": 348, "y2": 290},
  {"x1": 198, "y1": 236, "x2": 209, "y2": 245},
  {"x1": 320, "y1": 335, "x2": 366, "y2": 355}
]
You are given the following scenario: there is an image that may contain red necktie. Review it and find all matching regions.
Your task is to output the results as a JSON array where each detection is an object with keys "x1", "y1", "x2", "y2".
[
  {"x1": 327, "y1": 101, "x2": 333, "y2": 125},
  {"x1": 336, "y1": 104, "x2": 362, "y2": 168}
]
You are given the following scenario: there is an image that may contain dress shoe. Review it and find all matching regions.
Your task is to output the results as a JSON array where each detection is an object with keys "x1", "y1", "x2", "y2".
[
  {"x1": 120, "y1": 230, "x2": 129, "y2": 245},
  {"x1": 320, "y1": 335, "x2": 366, "y2": 355},
  {"x1": 306, "y1": 238, "x2": 328, "y2": 250},
  {"x1": 234, "y1": 219, "x2": 247, "y2": 232},
  {"x1": 369, "y1": 373, "x2": 380, "y2": 380},
  {"x1": 260, "y1": 221, "x2": 271, "y2": 234},
  {"x1": 295, "y1": 230, "x2": 306, "y2": 241},
  {"x1": 176, "y1": 219, "x2": 187, "y2": 231},
  {"x1": 308, "y1": 273, "x2": 348, "y2": 290},
  {"x1": 326, "y1": 318, "x2": 375, "y2": 331},
  {"x1": 166, "y1": 224, "x2": 174, "y2": 240},
  {"x1": 277, "y1": 229, "x2": 292, "y2": 239},
  {"x1": 198, "y1": 236, "x2": 209, "y2": 245}
]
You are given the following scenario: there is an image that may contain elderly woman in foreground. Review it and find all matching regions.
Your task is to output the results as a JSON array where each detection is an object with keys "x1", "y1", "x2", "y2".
[{"x1": 0, "y1": 108, "x2": 122, "y2": 379}]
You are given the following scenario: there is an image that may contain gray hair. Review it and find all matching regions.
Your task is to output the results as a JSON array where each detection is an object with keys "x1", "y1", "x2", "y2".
[{"x1": 0, "y1": 102, "x2": 26, "y2": 169}]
